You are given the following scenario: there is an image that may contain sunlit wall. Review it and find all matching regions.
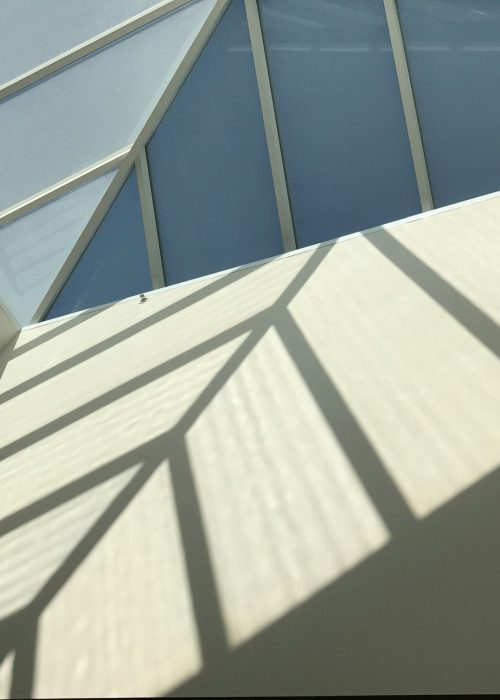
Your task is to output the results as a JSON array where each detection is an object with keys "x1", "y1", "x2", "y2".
[{"x1": 1, "y1": 193, "x2": 500, "y2": 696}]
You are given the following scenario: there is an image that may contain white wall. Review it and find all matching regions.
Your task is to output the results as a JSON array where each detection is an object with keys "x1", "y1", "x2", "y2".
[{"x1": 1, "y1": 194, "x2": 500, "y2": 697}]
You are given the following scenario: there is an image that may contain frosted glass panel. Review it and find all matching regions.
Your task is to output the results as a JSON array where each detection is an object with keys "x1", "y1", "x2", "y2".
[
  {"x1": 0, "y1": 0, "x2": 163, "y2": 85},
  {"x1": 398, "y1": 0, "x2": 500, "y2": 207},
  {"x1": 0, "y1": 0, "x2": 216, "y2": 212},
  {"x1": 0, "y1": 172, "x2": 115, "y2": 326},
  {"x1": 46, "y1": 170, "x2": 151, "y2": 319},
  {"x1": 147, "y1": 0, "x2": 283, "y2": 286},
  {"x1": 259, "y1": 0, "x2": 421, "y2": 247}
]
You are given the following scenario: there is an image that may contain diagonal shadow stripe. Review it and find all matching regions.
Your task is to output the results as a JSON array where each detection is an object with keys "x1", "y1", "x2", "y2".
[
  {"x1": 368, "y1": 227, "x2": 500, "y2": 359},
  {"x1": 276, "y1": 309, "x2": 415, "y2": 535},
  {"x1": 0, "y1": 319, "x2": 254, "y2": 463},
  {"x1": 10, "y1": 257, "x2": 264, "y2": 362},
  {"x1": 177, "y1": 247, "x2": 333, "y2": 433},
  {"x1": 168, "y1": 436, "x2": 227, "y2": 665},
  {"x1": 11, "y1": 305, "x2": 111, "y2": 360},
  {"x1": 0, "y1": 331, "x2": 267, "y2": 542},
  {"x1": 0, "y1": 247, "x2": 332, "y2": 463},
  {"x1": 0, "y1": 324, "x2": 267, "y2": 539},
  {"x1": 3, "y1": 245, "x2": 331, "y2": 404},
  {"x1": 1, "y1": 286, "x2": 262, "y2": 405},
  {"x1": 0, "y1": 449, "x2": 145, "y2": 538},
  {"x1": 3, "y1": 460, "x2": 160, "y2": 699},
  {"x1": 9, "y1": 616, "x2": 37, "y2": 700},
  {"x1": 0, "y1": 247, "x2": 333, "y2": 536},
  {"x1": 0, "y1": 244, "x2": 347, "y2": 696},
  {"x1": 30, "y1": 460, "x2": 159, "y2": 614}
]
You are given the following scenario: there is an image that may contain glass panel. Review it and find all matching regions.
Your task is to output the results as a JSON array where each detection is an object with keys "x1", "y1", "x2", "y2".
[
  {"x1": 398, "y1": 0, "x2": 500, "y2": 207},
  {"x1": 0, "y1": 0, "x2": 216, "y2": 212},
  {"x1": 0, "y1": 0, "x2": 164, "y2": 85},
  {"x1": 259, "y1": 0, "x2": 421, "y2": 247},
  {"x1": 147, "y1": 0, "x2": 283, "y2": 286},
  {"x1": 0, "y1": 172, "x2": 115, "y2": 325},
  {"x1": 45, "y1": 169, "x2": 151, "y2": 319}
]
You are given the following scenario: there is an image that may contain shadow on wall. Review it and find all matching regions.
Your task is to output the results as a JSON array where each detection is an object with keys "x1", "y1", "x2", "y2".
[
  {"x1": 0, "y1": 333, "x2": 19, "y2": 383},
  {"x1": 169, "y1": 460, "x2": 500, "y2": 697},
  {"x1": 0, "y1": 230, "x2": 499, "y2": 697}
]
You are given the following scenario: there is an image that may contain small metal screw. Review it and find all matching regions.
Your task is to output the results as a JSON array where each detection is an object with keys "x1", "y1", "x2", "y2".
[{"x1": 139, "y1": 293, "x2": 148, "y2": 304}]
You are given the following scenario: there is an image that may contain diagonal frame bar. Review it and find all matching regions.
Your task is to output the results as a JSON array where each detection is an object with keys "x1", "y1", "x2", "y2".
[
  {"x1": 31, "y1": 0, "x2": 231, "y2": 324},
  {"x1": 383, "y1": 0, "x2": 434, "y2": 212},
  {"x1": 0, "y1": 147, "x2": 131, "y2": 227},
  {"x1": 136, "y1": 147, "x2": 166, "y2": 289},
  {"x1": 244, "y1": 0, "x2": 297, "y2": 253},
  {"x1": 0, "y1": 0, "x2": 196, "y2": 103}
]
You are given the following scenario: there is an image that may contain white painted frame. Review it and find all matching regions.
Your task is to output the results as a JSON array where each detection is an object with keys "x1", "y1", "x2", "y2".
[
  {"x1": 2, "y1": 0, "x2": 432, "y2": 230},
  {"x1": 383, "y1": 0, "x2": 434, "y2": 212},
  {"x1": 0, "y1": 0, "x2": 196, "y2": 103},
  {"x1": 0, "y1": 0, "x2": 440, "y2": 327},
  {"x1": 244, "y1": 0, "x2": 296, "y2": 252},
  {"x1": 0, "y1": 0, "x2": 213, "y2": 222},
  {"x1": 0, "y1": 147, "x2": 131, "y2": 226},
  {"x1": 30, "y1": 0, "x2": 231, "y2": 323},
  {"x1": 136, "y1": 147, "x2": 166, "y2": 289}
]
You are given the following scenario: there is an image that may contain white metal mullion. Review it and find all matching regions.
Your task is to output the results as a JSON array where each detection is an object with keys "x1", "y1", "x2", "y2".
[
  {"x1": 0, "y1": 147, "x2": 131, "y2": 226},
  {"x1": 136, "y1": 147, "x2": 166, "y2": 289},
  {"x1": 31, "y1": 0, "x2": 231, "y2": 324},
  {"x1": 244, "y1": 0, "x2": 296, "y2": 252},
  {"x1": 30, "y1": 159, "x2": 135, "y2": 323},
  {"x1": 383, "y1": 0, "x2": 433, "y2": 212},
  {"x1": 0, "y1": 0, "x2": 194, "y2": 103}
]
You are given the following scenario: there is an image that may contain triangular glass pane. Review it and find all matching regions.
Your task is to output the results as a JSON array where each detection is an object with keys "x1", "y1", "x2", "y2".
[
  {"x1": 45, "y1": 169, "x2": 151, "y2": 320},
  {"x1": 0, "y1": 171, "x2": 116, "y2": 326},
  {"x1": 0, "y1": 0, "x2": 171, "y2": 86},
  {"x1": 0, "y1": 0, "x2": 217, "y2": 211},
  {"x1": 147, "y1": 0, "x2": 284, "y2": 286}
]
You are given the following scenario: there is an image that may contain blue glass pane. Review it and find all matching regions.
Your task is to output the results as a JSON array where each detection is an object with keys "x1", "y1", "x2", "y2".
[
  {"x1": 147, "y1": 0, "x2": 283, "y2": 286},
  {"x1": 398, "y1": 0, "x2": 500, "y2": 207},
  {"x1": 259, "y1": 0, "x2": 421, "y2": 247},
  {"x1": 0, "y1": 171, "x2": 115, "y2": 325},
  {"x1": 45, "y1": 170, "x2": 151, "y2": 319}
]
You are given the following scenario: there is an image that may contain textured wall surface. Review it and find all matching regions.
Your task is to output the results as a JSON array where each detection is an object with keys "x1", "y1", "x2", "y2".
[{"x1": 1, "y1": 194, "x2": 500, "y2": 697}]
